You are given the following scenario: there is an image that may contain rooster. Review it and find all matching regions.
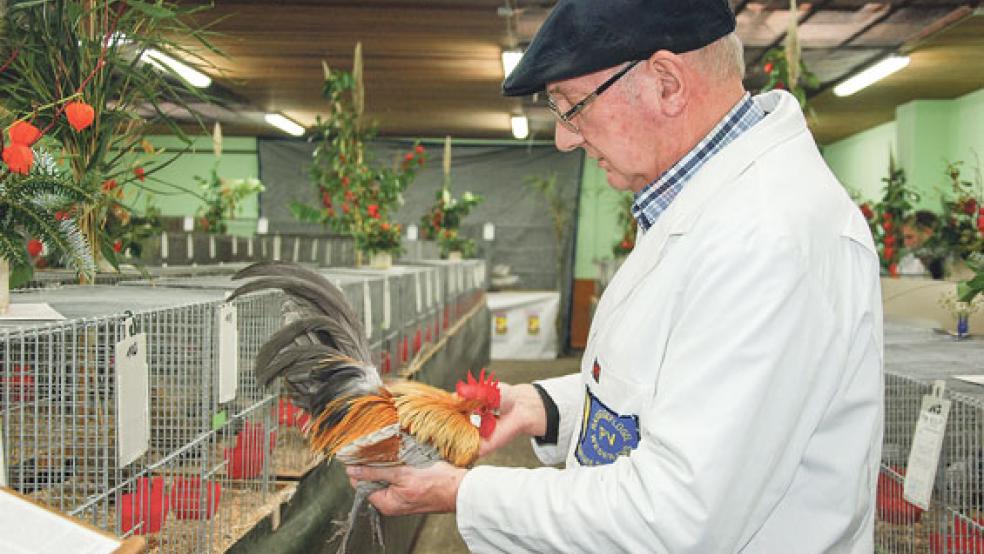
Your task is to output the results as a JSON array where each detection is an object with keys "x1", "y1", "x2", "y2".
[{"x1": 228, "y1": 261, "x2": 499, "y2": 552}]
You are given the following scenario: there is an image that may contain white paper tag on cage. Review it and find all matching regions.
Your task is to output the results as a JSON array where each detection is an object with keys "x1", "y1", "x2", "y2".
[
  {"x1": 904, "y1": 381, "x2": 950, "y2": 510},
  {"x1": 363, "y1": 282, "x2": 373, "y2": 338},
  {"x1": 116, "y1": 333, "x2": 149, "y2": 467},
  {"x1": 411, "y1": 272, "x2": 422, "y2": 312},
  {"x1": 382, "y1": 277, "x2": 391, "y2": 331},
  {"x1": 425, "y1": 271, "x2": 433, "y2": 307},
  {"x1": 218, "y1": 304, "x2": 239, "y2": 403}
]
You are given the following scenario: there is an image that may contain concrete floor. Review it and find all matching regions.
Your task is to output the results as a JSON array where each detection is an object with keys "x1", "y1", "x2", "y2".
[{"x1": 410, "y1": 357, "x2": 581, "y2": 554}]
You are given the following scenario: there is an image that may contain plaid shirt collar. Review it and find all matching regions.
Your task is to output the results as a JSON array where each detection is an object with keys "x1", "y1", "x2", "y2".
[{"x1": 632, "y1": 93, "x2": 765, "y2": 233}]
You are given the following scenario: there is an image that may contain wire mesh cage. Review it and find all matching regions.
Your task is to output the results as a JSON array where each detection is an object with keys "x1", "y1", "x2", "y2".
[
  {"x1": 2, "y1": 284, "x2": 288, "y2": 552},
  {"x1": 878, "y1": 371, "x2": 984, "y2": 554}
]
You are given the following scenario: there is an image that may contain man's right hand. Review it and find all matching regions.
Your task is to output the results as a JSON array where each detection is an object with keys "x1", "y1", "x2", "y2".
[{"x1": 478, "y1": 383, "x2": 547, "y2": 457}]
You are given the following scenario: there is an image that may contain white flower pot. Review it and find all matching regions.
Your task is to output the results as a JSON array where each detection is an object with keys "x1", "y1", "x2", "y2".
[
  {"x1": 0, "y1": 259, "x2": 10, "y2": 315},
  {"x1": 448, "y1": 251, "x2": 463, "y2": 262},
  {"x1": 370, "y1": 252, "x2": 393, "y2": 270}
]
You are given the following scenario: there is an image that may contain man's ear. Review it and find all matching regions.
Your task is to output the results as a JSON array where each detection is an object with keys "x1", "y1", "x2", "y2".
[{"x1": 646, "y1": 51, "x2": 688, "y2": 117}]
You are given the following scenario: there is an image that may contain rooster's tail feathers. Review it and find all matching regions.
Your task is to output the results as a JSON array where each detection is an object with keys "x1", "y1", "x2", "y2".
[{"x1": 255, "y1": 315, "x2": 371, "y2": 385}]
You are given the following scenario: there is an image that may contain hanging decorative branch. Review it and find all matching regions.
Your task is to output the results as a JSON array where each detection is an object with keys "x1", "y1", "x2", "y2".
[{"x1": 760, "y1": 0, "x2": 820, "y2": 113}]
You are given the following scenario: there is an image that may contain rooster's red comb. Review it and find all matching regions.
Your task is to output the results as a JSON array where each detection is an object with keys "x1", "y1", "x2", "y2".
[{"x1": 455, "y1": 368, "x2": 500, "y2": 409}]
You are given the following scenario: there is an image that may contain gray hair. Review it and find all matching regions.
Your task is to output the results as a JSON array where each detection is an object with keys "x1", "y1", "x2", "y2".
[{"x1": 687, "y1": 32, "x2": 746, "y2": 81}]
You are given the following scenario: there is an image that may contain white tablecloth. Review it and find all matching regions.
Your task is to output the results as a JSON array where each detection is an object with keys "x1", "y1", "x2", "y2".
[{"x1": 486, "y1": 291, "x2": 560, "y2": 360}]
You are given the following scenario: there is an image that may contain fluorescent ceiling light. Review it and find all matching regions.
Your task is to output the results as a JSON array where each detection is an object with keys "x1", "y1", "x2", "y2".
[
  {"x1": 510, "y1": 115, "x2": 529, "y2": 140},
  {"x1": 265, "y1": 113, "x2": 305, "y2": 136},
  {"x1": 141, "y1": 49, "x2": 212, "y2": 88},
  {"x1": 833, "y1": 55, "x2": 910, "y2": 97},
  {"x1": 501, "y1": 49, "x2": 523, "y2": 78}
]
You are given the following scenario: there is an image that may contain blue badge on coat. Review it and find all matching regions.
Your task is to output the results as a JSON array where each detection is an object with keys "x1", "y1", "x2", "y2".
[{"x1": 575, "y1": 386, "x2": 641, "y2": 466}]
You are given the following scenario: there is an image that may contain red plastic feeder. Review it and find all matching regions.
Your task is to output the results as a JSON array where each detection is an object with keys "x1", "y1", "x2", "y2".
[
  {"x1": 170, "y1": 476, "x2": 222, "y2": 521},
  {"x1": 413, "y1": 329, "x2": 422, "y2": 355},
  {"x1": 1, "y1": 364, "x2": 35, "y2": 403},
  {"x1": 225, "y1": 422, "x2": 266, "y2": 479},
  {"x1": 278, "y1": 398, "x2": 299, "y2": 426},
  {"x1": 381, "y1": 351, "x2": 392, "y2": 374},
  {"x1": 930, "y1": 516, "x2": 984, "y2": 554},
  {"x1": 119, "y1": 476, "x2": 169, "y2": 535},
  {"x1": 401, "y1": 336, "x2": 410, "y2": 363},
  {"x1": 876, "y1": 468, "x2": 922, "y2": 524}
]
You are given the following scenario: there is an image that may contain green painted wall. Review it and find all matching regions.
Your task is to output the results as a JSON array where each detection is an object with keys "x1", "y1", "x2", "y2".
[
  {"x1": 954, "y1": 88, "x2": 984, "y2": 171},
  {"x1": 896, "y1": 100, "x2": 955, "y2": 210},
  {"x1": 823, "y1": 86, "x2": 984, "y2": 212},
  {"x1": 822, "y1": 121, "x2": 896, "y2": 202},
  {"x1": 574, "y1": 157, "x2": 631, "y2": 279},
  {"x1": 128, "y1": 135, "x2": 261, "y2": 236}
]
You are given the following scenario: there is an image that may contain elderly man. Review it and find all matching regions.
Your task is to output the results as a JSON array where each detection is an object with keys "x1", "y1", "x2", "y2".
[{"x1": 347, "y1": 1, "x2": 884, "y2": 551}]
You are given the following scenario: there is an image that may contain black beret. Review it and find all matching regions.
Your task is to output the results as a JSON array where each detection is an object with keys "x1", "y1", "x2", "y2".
[{"x1": 503, "y1": 0, "x2": 736, "y2": 97}]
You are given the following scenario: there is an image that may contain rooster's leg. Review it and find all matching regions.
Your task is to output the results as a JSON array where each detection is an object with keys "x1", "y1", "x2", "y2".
[
  {"x1": 368, "y1": 503, "x2": 385, "y2": 548},
  {"x1": 331, "y1": 480, "x2": 386, "y2": 554}
]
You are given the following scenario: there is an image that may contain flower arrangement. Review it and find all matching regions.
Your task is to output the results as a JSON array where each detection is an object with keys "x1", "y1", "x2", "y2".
[
  {"x1": 436, "y1": 228, "x2": 476, "y2": 259},
  {"x1": 420, "y1": 137, "x2": 483, "y2": 259},
  {"x1": 933, "y1": 161, "x2": 984, "y2": 264},
  {"x1": 197, "y1": 125, "x2": 264, "y2": 234},
  {"x1": 611, "y1": 193, "x2": 637, "y2": 257},
  {"x1": 1, "y1": 144, "x2": 96, "y2": 312},
  {"x1": 863, "y1": 154, "x2": 918, "y2": 276},
  {"x1": 957, "y1": 253, "x2": 984, "y2": 304},
  {"x1": 358, "y1": 219, "x2": 403, "y2": 256},
  {"x1": 0, "y1": 0, "x2": 219, "y2": 272},
  {"x1": 291, "y1": 43, "x2": 426, "y2": 262}
]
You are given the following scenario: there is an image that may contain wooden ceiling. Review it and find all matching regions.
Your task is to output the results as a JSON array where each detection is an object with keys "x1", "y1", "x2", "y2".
[{"x1": 173, "y1": 0, "x2": 984, "y2": 144}]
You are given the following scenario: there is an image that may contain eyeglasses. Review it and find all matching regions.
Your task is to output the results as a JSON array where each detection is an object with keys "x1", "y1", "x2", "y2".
[{"x1": 547, "y1": 60, "x2": 640, "y2": 134}]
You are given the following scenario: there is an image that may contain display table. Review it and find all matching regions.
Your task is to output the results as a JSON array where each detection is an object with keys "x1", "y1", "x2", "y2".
[{"x1": 487, "y1": 291, "x2": 560, "y2": 360}]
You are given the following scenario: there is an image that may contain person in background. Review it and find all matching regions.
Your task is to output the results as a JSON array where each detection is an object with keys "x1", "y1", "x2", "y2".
[
  {"x1": 900, "y1": 210, "x2": 944, "y2": 279},
  {"x1": 347, "y1": 1, "x2": 884, "y2": 552}
]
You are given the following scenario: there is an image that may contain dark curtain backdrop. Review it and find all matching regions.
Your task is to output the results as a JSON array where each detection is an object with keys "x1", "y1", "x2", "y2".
[{"x1": 258, "y1": 138, "x2": 583, "y2": 352}]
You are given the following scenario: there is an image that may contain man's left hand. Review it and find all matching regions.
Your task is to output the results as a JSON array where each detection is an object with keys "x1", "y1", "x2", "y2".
[{"x1": 345, "y1": 462, "x2": 467, "y2": 516}]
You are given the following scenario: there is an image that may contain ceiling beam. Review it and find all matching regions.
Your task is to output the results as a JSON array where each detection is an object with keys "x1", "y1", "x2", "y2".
[{"x1": 745, "y1": 0, "x2": 836, "y2": 71}]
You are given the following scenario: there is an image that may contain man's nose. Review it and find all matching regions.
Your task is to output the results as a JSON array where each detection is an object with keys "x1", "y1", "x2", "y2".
[{"x1": 553, "y1": 122, "x2": 583, "y2": 152}]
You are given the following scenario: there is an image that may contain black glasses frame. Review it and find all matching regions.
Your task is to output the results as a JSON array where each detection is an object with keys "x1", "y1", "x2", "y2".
[{"x1": 547, "y1": 60, "x2": 641, "y2": 133}]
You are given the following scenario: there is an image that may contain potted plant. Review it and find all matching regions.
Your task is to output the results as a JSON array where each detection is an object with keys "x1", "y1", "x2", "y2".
[
  {"x1": 932, "y1": 161, "x2": 984, "y2": 278},
  {"x1": 611, "y1": 193, "x2": 637, "y2": 261},
  {"x1": 871, "y1": 154, "x2": 918, "y2": 277},
  {"x1": 1, "y1": 123, "x2": 96, "y2": 313},
  {"x1": 197, "y1": 125, "x2": 264, "y2": 234},
  {"x1": 358, "y1": 218, "x2": 403, "y2": 269},
  {"x1": 0, "y1": 0, "x2": 219, "y2": 274},
  {"x1": 291, "y1": 43, "x2": 425, "y2": 265},
  {"x1": 420, "y1": 137, "x2": 482, "y2": 260}
]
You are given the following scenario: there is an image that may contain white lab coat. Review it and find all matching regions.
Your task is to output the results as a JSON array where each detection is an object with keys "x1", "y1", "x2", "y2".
[{"x1": 456, "y1": 91, "x2": 884, "y2": 553}]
